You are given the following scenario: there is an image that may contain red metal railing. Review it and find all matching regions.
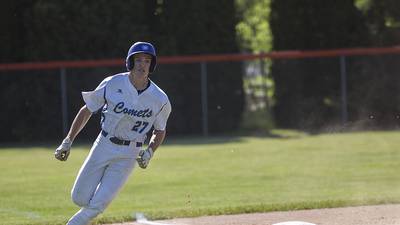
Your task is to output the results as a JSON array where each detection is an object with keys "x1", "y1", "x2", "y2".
[{"x1": 1, "y1": 46, "x2": 400, "y2": 71}]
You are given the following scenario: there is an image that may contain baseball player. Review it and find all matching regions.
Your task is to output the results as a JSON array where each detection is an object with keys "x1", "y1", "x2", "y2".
[{"x1": 54, "y1": 41, "x2": 171, "y2": 225}]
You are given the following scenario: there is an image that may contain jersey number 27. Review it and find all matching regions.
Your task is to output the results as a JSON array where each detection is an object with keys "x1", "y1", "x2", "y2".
[{"x1": 132, "y1": 121, "x2": 149, "y2": 133}]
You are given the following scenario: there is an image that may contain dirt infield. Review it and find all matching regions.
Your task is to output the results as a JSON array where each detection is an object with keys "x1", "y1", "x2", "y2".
[{"x1": 106, "y1": 204, "x2": 400, "y2": 225}]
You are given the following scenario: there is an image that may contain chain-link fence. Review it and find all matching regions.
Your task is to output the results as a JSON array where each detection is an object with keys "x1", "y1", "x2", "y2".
[{"x1": 1, "y1": 47, "x2": 399, "y2": 142}]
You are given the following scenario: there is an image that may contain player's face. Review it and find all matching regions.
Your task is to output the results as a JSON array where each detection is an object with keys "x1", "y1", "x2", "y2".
[{"x1": 133, "y1": 53, "x2": 152, "y2": 77}]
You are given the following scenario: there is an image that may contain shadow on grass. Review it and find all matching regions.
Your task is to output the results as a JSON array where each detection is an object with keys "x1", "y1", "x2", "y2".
[
  {"x1": 0, "y1": 141, "x2": 93, "y2": 150},
  {"x1": 0, "y1": 129, "x2": 310, "y2": 148},
  {"x1": 163, "y1": 129, "x2": 309, "y2": 146}
]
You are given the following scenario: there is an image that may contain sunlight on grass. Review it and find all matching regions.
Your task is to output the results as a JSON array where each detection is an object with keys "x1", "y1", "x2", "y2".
[{"x1": 0, "y1": 130, "x2": 399, "y2": 224}]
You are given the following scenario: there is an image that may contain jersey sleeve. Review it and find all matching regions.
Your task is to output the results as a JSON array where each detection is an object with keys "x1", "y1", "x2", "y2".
[
  {"x1": 81, "y1": 77, "x2": 110, "y2": 113},
  {"x1": 153, "y1": 100, "x2": 172, "y2": 131}
]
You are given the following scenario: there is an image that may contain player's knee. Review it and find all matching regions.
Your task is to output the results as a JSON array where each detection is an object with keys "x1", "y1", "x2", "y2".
[{"x1": 71, "y1": 190, "x2": 90, "y2": 207}]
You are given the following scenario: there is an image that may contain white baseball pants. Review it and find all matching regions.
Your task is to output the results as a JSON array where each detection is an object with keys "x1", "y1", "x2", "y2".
[{"x1": 66, "y1": 133, "x2": 140, "y2": 225}]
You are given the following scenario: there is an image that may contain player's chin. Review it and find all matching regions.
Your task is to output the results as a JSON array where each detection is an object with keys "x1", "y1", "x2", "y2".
[{"x1": 135, "y1": 70, "x2": 148, "y2": 76}]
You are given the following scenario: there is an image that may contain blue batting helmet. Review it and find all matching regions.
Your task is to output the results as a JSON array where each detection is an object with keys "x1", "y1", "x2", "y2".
[{"x1": 126, "y1": 42, "x2": 157, "y2": 73}]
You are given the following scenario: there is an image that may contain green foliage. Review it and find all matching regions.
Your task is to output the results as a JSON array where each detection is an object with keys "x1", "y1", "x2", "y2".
[
  {"x1": 25, "y1": 1, "x2": 149, "y2": 61},
  {"x1": 1, "y1": 131, "x2": 400, "y2": 224},
  {"x1": 150, "y1": 0, "x2": 244, "y2": 134},
  {"x1": 240, "y1": 109, "x2": 274, "y2": 134},
  {"x1": 236, "y1": 0, "x2": 275, "y2": 134},
  {"x1": 270, "y1": 0, "x2": 369, "y2": 50},
  {"x1": 236, "y1": 0, "x2": 272, "y2": 53},
  {"x1": 269, "y1": 0, "x2": 372, "y2": 129},
  {"x1": 237, "y1": 0, "x2": 400, "y2": 131},
  {"x1": 363, "y1": 0, "x2": 400, "y2": 45},
  {"x1": 241, "y1": 72, "x2": 275, "y2": 133},
  {"x1": 354, "y1": 0, "x2": 373, "y2": 12},
  {"x1": 0, "y1": 0, "x2": 244, "y2": 141}
]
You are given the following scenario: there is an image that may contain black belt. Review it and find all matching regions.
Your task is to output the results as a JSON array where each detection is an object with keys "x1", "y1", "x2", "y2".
[{"x1": 101, "y1": 130, "x2": 142, "y2": 147}]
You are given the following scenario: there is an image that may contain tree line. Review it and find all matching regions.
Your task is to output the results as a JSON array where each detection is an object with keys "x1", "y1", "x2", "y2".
[
  {"x1": 270, "y1": 0, "x2": 400, "y2": 130},
  {"x1": 1, "y1": 0, "x2": 399, "y2": 142},
  {"x1": 1, "y1": 0, "x2": 243, "y2": 142}
]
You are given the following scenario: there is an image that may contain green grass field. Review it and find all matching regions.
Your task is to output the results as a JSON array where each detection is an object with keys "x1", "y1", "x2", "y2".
[{"x1": 1, "y1": 130, "x2": 400, "y2": 225}]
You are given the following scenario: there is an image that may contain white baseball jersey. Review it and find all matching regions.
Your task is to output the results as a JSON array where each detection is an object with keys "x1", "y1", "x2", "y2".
[{"x1": 82, "y1": 72, "x2": 171, "y2": 142}]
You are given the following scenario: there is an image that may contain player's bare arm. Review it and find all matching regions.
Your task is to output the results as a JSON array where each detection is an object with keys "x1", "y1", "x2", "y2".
[
  {"x1": 66, "y1": 105, "x2": 92, "y2": 142},
  {"x1": 54, "y1": 105, "x2": 92, "y2": 161},
  {"x1": 148, "y1": 129, "x2": 166, "y2": 152}
]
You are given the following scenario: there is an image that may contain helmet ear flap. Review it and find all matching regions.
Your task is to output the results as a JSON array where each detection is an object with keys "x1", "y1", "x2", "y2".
[
  {"x1": 126, "y1": 55, "x2": 134, "y2": 71},
  {"x1": 149, "y1": 56, "x2": 157, "y2": 73}
]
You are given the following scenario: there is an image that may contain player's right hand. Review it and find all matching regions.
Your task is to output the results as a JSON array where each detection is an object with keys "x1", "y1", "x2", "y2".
[
  {"x1": 136, "y1": 148, "x2": 153, "y2": 169},
  {"x1": 55, "y1": 138, "x2": 72, "y2": 161}
]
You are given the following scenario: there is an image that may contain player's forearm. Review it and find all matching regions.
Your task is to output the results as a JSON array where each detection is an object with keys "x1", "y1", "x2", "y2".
[
  {"x1": 148, "y1": 129, "x2": 166, "y2": 152},
  {"x1": 66, "y1": 105, "x2": 92, "y2": 142}
]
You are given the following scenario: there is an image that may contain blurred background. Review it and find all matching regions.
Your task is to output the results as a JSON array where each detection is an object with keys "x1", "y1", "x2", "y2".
[{"x1": 0, "y1": 0, "x2": 399, "y2": 143}]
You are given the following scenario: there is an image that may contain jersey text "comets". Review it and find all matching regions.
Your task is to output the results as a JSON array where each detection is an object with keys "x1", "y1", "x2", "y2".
[{"x1": 113, "y1": 102, "x2": 152, "y2": 118}]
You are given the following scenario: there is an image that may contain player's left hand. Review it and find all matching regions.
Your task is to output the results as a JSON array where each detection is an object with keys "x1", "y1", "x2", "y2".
[
  {"x1": 55, "y1": 138, "x2": 72, "y2": 161},
  {"x1": 136, "y1": 148, "x2": 153, "y2": 169}
]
